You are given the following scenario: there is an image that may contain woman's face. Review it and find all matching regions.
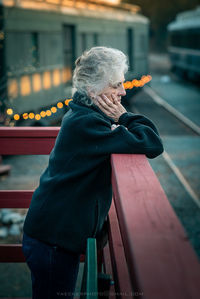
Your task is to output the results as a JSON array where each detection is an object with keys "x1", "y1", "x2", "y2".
[{"x1": 99, "y1": 76, "x2": 126, "y2": 103}]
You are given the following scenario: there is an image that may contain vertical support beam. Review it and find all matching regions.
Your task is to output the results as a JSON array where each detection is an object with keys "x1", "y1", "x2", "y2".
[
  {"x1": 0, "y1": 3, "x2": 7, "y2": 125},
  {"x1": 80, "y1": 238, "x2": 98, "y2": 299}
]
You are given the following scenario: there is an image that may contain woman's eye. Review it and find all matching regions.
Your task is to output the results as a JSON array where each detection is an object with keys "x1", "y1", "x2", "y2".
[
  {"x1": 111, "y1": 82, "x2": 123, "y2": 89},
  {"x1": 114, "y1": 83, "x2": 121, "y2": 88}
]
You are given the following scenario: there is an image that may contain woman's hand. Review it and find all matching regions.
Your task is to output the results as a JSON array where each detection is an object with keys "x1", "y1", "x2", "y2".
[{"x1": 94, "y1": 94, "x2": 127, "y2": 122}]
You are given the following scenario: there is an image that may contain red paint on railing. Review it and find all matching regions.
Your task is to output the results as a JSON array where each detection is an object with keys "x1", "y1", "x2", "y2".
[
  {"x1": 0, "y1": 127, "x2": 59, "y2": 155},
  {"x1": 0, "y1": 190, "x2": 33, "y2": 208},
  {"x1": 111, "y1": 154, "x2": 200, "y2": 299}
]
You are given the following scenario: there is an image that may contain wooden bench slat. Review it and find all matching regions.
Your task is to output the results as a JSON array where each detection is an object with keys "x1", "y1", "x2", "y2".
[
  {"x1": 0, "y1": 190, "x2": 33, "y2": 208},
  {"x1": 0, "y1": 127, "x2": 60, "y2": 137},
  {"x1": 0, "y1": 137, "x2": 56, "y2": 155},
  {"x1": 0, "y1": 244, "x2": 26, "y2": 262},
  {"x1": 107, "y1": 201, "x2": 133, "y2": 299},
  {"x1": 0, "y1": 127, "x2": 59, "y2": 155},
  {"x1": 102, "y1": 243, "x2": 116, "y2": 299},
  {"x1": 0, "y1": 297, "x2": 31, "y2": 299},
  {"x1": 111, "y1": 154, "x2": 200, "y2": 299},
  {"x1": 0, "y1": 244, "x2": 86, "y2": 263}
]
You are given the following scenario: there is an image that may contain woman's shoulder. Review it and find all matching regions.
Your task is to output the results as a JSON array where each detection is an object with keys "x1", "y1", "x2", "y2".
[{"x1": 63, "y1": 105, "x2": 111, "y2": 127}]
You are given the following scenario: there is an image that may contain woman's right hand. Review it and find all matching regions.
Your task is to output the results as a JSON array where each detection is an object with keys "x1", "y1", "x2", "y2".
[{"x1": 94, "y1": 94, "x2": 126, "y2": 122}]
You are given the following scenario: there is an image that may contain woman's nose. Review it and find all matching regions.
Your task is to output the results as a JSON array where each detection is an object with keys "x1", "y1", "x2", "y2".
[{"x1": 119, "y1": 85, "x2": 126, "y2": 96}]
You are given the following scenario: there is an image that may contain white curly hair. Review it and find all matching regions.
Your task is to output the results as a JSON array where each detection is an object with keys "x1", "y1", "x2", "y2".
[{"x1": 72, "y1": 46, "x2": 129, "y2": 105}]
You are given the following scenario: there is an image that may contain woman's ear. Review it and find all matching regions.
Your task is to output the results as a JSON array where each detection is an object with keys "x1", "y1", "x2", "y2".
[{"x1": 87, "y1": 89, "x2": 96, "y2": 100}]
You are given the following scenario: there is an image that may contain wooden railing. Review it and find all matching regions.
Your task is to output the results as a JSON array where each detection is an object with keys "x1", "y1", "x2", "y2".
[
  {"x1": 110, "y1": 154, "x2": 200, "y2": 298},
  {"x1": 0, "y1": 127, "x2": 200, "y2": 299},
  {"x1": 0, "y1": 127, "x2": 59, "y2": 263}
]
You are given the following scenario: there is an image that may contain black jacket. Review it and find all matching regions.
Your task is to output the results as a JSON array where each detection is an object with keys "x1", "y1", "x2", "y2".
[{"x1": 23, "y1": 92, "x2": 163, "y2": 254}]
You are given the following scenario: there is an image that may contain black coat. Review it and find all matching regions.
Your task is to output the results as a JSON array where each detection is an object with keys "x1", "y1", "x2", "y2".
[{"x1": 23, "y1": 92, "x2": 163, "y2": 254}]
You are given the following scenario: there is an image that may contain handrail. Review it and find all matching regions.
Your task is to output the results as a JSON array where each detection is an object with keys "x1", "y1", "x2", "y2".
[
  {"x1": 0, "y1": 127, "x2": 59, "y2": 155},
  {"x1": 0, "y1": 190, "x2": 33, "y2": 208},
  {"x1": 111, "y1": 154, "x2": 200, "y2": 299},
  {"x1": 0, "y1": 127, "x2": 59, "y2": 263}
]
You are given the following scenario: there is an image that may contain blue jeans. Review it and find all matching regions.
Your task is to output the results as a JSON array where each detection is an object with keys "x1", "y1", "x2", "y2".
[{"x1": 22, "y1": 233, "x2": 80, "y2": 299}]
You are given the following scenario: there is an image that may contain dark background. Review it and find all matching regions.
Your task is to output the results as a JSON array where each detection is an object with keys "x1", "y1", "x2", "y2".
[{"x1": 123, "y1": 0, "x2": 200, "y2": 52}]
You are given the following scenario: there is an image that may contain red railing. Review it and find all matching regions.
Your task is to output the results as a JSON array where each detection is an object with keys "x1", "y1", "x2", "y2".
[
  {"x1": 110, "y1": 154, "x2": 200, "y2": 298},
  {"x1": 0, "y1": 127, "x2": 59, "y2": 264},
  {"x1": 0, "y1": 127, "x2": 200, "y2": 299}
]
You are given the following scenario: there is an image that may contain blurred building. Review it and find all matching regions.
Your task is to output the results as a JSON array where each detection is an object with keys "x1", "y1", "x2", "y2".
[{"x1": 0, "y1": 0, "x2": 149, "y2": 126}]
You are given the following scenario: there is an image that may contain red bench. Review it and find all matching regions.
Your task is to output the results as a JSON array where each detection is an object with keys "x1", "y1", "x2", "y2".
[{"x1": 0, "y1": 127, "x2": 200, "y2": 299}]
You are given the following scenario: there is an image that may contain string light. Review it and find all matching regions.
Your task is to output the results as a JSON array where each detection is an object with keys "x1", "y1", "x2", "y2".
[
  {"x1": 23, "y1": 113, "x2": 28, "y2": 120},
  {"x1": 28, "y1": 113, "x2": 35, "y2": 119},
  {"x1": 51, "y1": 107, "x2": 57, "y2": 113},
  {"x1": 57, "y1": 102, "x2": 63, "y2": 109},
  {"x1": 14, "y1": 114, "x2": 20, "y2": 120},
  {"x1": 35, "y1": 114, "x2": 41, "y2": 120},
  {"x1": 6, "y1": 75, "x2": 152, "y2": 122},
  {"x1": 40, "y1": 111, "x2": 46, "y2": 118},
  {"x1": 46, "y1": 110, "x2": 52, "y2": 116},
  {"x1": 123, "y1": 75, "x2": 152, "y2": 89},
  {"x1": 7, "y1": 108, "x2": 13, "y2": 115}
]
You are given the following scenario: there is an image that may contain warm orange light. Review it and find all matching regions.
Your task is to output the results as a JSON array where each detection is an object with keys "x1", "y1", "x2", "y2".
[
  {"x1": 29, "y1": 113, "x2": 35, "y2": 119},
  {"x1": 35, "y1": 114, "x2": 41, "y2": 120},
  {"x1": 7, "y1": 108, "x2": 13, "y2": 115},
  {"x1": 14, "y1": 114, "x2": 20, "y2": 120},
  {"x1": 6, "y1": 75, "x2": 152, "y2": 124},
  {"x1": 94, "y1": 0, "x2": 120, "y2": 4},
  {"x1": 8, "y1": 79, "x2": 18, "y2": 99},
  {"x1": 20, "y1": 76, "x2": 31, "y2": 96},
  {"x1": 23, "y1": 113, "x2": 28, "y2": 120},
  {"x1": 123, "y1": 75, "x2": 152, "y2": 90},
  {"x1": 32, "y1": 73, "x2": 42, "y2": 92},
  {"x1": 51, "y1": 107, "x2": 57, "y2": 113},
  {"x1": 40, "y1": 111, "x2": 46, "y2": 118},
  {"x1": 43, "y1": 71, "x2": 51, "y2": 90},
  {"x1": 46, "y1": 0, "x2": 60, "y2": 4},
  {"x1": 0, "y1": 31, "x2": 4, "y2": 40},
  {"x1": 53, "y1": 69, "x2": 61, "y2": 86},
  {"x1": 46, "y1": 110, "x2": 52, "y2": 116},
  {"x1": 62, "y1": 67, "x2": 72, "y2": 83},
  {"x1": 64, "y1": 99, "x2": 72, "y2": 106},
  {"x1": 57, "y1": 102, "x2": 63, "y2": 109}
]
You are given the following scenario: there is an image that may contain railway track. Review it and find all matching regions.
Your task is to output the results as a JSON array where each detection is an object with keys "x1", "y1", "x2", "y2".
[
  {"x1": 144, "y1": 86, "x2": 200, "y2": 136},
  {"x1": 130, "y1": 84, "x2": 200, "y2": 258},
  {"x1": 145, "y1": 85, "x2": 200, "y2": 208}
]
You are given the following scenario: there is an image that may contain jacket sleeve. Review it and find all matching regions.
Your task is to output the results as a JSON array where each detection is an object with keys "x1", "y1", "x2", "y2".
[{"x1": 76, "y1": 111, "x2": 164, "y2": 159}]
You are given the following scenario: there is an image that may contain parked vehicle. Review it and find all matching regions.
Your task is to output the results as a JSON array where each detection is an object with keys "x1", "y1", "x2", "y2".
[{"x1": 167, "y1": 6, "x2": 200, "y2": 82}]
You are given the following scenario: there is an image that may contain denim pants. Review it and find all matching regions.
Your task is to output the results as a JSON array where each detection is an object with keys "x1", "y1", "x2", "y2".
[{"x1": 22, "y1": 233, "x2": 80, "y2": 299}]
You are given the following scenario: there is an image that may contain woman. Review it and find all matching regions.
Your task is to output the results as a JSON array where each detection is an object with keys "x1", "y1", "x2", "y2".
[{"x1": 22, "y1": 46, "x2": 163, "y2": 298}]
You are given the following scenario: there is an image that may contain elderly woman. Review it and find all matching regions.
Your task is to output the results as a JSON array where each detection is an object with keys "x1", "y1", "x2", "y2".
[{"x1": 22, "y1": 47, "x2": 163, "y2": 298}]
